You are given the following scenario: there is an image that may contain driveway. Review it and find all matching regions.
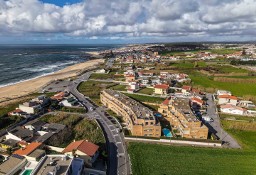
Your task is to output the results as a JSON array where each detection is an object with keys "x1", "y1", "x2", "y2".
[{"x1": 205, "y1": 93, "x2": 241, "y2": 149}]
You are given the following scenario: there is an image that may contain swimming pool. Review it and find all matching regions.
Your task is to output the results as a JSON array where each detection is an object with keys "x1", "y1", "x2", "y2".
[
  {"x1": 162, "y1": 128, "x2": 173, "y2": 137},
  {"x1": 21, "y1": 169, "x2": 32, "y2": 175}
]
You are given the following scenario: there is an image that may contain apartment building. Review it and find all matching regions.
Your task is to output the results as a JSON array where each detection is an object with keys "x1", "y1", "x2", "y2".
[
  {"x1": 158, "y1": 97, "x2": 208, "y2": 139},
  {"x1": 101, "y1": 89, "x2": 161, "y2": 137}
]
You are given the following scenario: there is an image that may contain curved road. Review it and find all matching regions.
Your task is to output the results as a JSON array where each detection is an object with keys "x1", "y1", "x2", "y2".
[{"x1": 66, "y1": 70, "x2": 131, "y2": 175}]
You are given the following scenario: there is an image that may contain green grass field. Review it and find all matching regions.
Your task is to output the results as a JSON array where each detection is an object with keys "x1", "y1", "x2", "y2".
[
  {"x1": 128, "y1": 141, "x2": 256, "y2": 175},
  {"x1": 109, "y1": 84, "x2": 127, "y2": 91},
  {"x1": 160, "y1": 49, "x2": 241, "y2": 56},
  {"x1": 190, "y1": 72, "x2": 256, "y2": 97},
  {"x1": 78, "y1": 80, "x2": 117, "y2": 105},
  {"x1": 125, "y1": 93, "x2": 164, "y2": 104},
  {"x1": 137, "y1": 88, "x2": 154, "y2": 95}
]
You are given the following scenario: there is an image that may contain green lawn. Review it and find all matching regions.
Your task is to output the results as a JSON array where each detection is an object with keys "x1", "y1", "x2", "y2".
[
  {"x1": 160, "y1": 49, "x2": 241, "y2": 56},
  {"x1": 40, "y1": 113, "x2": 105, "y2": 145},
  {"x1": 78, "y1": 80, "x2": 117, "y2": 105},
  {"x1": 125, "y1": 93, "x2": 164, "y2": 104},
  {"x1": 137, "y1": 88, "x2": 154, "y2": 95},
  {"x1": 109, "y1": 84, "x2": 127, "y2": 91},
  {"x1": 128, "y1": 133, "x2": 256, "y2": 175}
]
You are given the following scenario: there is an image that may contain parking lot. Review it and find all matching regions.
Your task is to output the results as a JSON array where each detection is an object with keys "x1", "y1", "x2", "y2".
[{"x1": 41, "y1": 80, "x2": 71, "y2": 92}]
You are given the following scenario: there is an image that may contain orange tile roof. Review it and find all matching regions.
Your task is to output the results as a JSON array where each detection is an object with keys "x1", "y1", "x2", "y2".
[
  {"x1": 13, "y1": 142, "x2": 42, "y2": 156},
  {"x1": 62, "y1": 140, "x2": 99, "y2": 157},
  {"x1": 220, "y1": 104, "x2": 246, "y2": 111},
  {"x1": 182, "y1": 85, "x2": 191, "y2": 91},
  {"x1": 162, "y1": 99, "x2": 170, "y2": 105},
  {"x1": 154, "y1": 84, "x2": 169, "y2": 90},
  {"x1": 191, "y1": 97, "x2": 204, "y2": 105},
  {"x1": 218, "y1": 95, "x2": 238, "y2": 100}
]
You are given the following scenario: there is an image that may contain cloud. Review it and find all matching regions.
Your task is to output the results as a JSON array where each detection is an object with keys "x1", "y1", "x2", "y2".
[{"x1": 0, "y1": 0, "x2": 256, "y2": 42}]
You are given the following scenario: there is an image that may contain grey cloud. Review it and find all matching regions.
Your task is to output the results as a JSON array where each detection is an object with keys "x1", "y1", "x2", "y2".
[{"x1": 0, "y1": 0, "x2": 256, "y2": 41}]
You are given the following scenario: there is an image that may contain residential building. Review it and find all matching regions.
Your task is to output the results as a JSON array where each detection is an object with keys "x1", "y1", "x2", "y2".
[
  {"x1": 31, "y1": 155, "x2": 74, "y2": 175},
  {"x1": 127, "y1": 81, "x2": 139, "y2": 93},
  {"x1": 13, "y1": 142, "x2": 45, "y2": 161},
  {"x1": 216, "y1": 90, "x2": 232, "y2": 96},
  {"x1": 0, "y1": 139, "x2": 19, "y2": 151},
  {"x1": 101, "y1": 89, "x2": 161, "y2": 137},
  {"x1": 125, "y1": 75, "x2": 135, "y2": 82},
  {"x1": 51, "y1": 91, "x2": 67, "y2": 101},
  {"x1": 62, "y1": 140, "x2": 99, "y2": 167},
  {"x1": 140, "y1": 78, "x2": 150, "y2": 86},
  {"x1": 191, "y1": 97, "x2": 204, "y2": 107},
  {"x1": 220, "y1": 104, "x2": 247, "y2": 115},
  {"x1": 6, "y1": 127, "x2": 34, "y2": 142},
  {"x1": 8, "y1": 109, "x2": 26, "y2": 117},
  {"x1": 0, "y1": 154, "x2": 27, "y2": 175},
  {"x1": 181, "y1": 85, "x2": 191, "y2": 95},
  {"x1": 154, "y1": 84, "x2": 169, "y2": 95},
  {"x1": 61, "y1": 97, "x2": 79, "y2": 107},
  {"x1": 218, "y1": 95, "x2": 238, "y2": 105},
  {"x1": 160, "y1": 72, "x2": 169, "y2": 79},
  {"x1": 238, "y1": 100, "x2": 255, "y2": 108},
  {"x1": 158, "y1": 97, "x2": 208, "y2": 139},
  {"x1": 24, "y1": 120, "x2": 47, "y2": 131},
  {"x1": 19, "y1": 101, "x2": 41, "y2": 114}
]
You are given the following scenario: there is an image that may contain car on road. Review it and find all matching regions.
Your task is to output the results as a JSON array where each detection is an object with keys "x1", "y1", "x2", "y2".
[
  {"x1": 202, "y1": 116, "x2": 214, "y2": 122},
  {"x1": 89, "y1": 107, "x2": 95, "y2": 111}
]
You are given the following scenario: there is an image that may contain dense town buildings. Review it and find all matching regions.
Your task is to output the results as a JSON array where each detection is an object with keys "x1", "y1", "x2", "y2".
[
  {"x1": 101, "y1": 89, "x2": 161, "y2": 137},
  {"x1": 158, "y1": 97, "x2": 208, "y2": 139}
]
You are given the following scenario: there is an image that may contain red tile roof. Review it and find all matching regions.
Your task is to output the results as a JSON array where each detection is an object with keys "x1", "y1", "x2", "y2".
[
  {"x1": 62, "y1": 140, "x2": 99, "y2": 157},
  {"x1": 51, "y1": 92, "x2": 65, "y2": 101},
  {"x1": 125, "y1": 75, "x2": 135, "y2": 78},
  {"x1": 154, "y1": 84, "x2": 169, "y2": 90},
  {"x1": 8, "y1": 109, "x2": 24, "y2": 115},
  {"x1": 218, "y1": 95, "x2": 238, "y2": 100},
  {"x1": 162, "y1": 99, "x2": 170, "y2": 105},
  {"x1": 191, "y1": 97, "x2": 204, "y2": 105},
  {"x1": 220, "y1": 104, "x2": 246, "y2": 111},
  {"x1": 182, "y1": 85, "x2": 191, "y2": 91},
  {"x1": 13, "y1": 142, "x2": 42, "y2": 156}
]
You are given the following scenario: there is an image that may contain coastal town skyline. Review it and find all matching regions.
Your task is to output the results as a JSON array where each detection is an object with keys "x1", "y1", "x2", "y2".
[{"x1": 1, "y1": 0, "x2": 256, "y2": 44}]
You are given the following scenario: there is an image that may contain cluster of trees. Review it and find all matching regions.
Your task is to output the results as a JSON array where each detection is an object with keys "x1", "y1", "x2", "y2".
[
  {"x1": 214, "y1": 77, "x2": 256, "y2": 83},
  {"x1": 231, "y1": 60, "x2": 256, "y2": 66}
]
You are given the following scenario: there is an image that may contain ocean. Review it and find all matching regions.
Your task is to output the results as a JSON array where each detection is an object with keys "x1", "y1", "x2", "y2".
[{"x1": 0, "y1": 45, "x2": 119, "y2": 87}]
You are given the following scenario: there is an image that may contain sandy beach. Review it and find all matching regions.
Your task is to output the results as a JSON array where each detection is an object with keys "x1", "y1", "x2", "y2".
[{"x1": 0, "y1": 59, "x2": 104, "y2": 104}]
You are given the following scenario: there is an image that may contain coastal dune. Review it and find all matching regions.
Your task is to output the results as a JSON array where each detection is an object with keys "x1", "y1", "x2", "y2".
[{"x1": 0, "y1": 59, "x2": 104, "y2": 103}]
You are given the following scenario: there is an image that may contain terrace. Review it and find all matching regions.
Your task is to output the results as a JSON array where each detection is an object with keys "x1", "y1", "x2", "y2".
[{"x1": 104, "y1": 89, "x2": 155, "y2": 123}]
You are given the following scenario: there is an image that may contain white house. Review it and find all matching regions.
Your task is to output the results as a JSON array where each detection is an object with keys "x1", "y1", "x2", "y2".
[
  {"x1": 220, "y1": 104, "x2": 247, "y2": 115},
  {"x1": 218, "y1": 95, "x2": 238, "y2": 105},
  {"x1": 238, "y1": 100, "x2": 255, "y2": 108},
  {"x1": 217, "y1": 90, "x2": 232, "y2": 96},
  {"x1": 19, "y1": 101, "x2": 41, "y2": 114}
]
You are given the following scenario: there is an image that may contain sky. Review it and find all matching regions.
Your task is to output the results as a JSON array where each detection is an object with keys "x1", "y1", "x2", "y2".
[{"x1": 1, "y1": 0, "x2": 256, "y2": 44}]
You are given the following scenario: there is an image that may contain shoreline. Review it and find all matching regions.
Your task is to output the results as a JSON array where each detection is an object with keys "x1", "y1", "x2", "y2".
[{"x1": 0, "y1": 58, "x2": 104, "y2": 104}]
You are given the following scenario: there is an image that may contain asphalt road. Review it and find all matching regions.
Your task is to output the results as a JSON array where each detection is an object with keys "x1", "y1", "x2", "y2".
[
  {"x1": 66, "y1": 69, "x2": 131, "y2": 175},
  {"x1": 205, "y1": 93, "x2": 241, "y2": 149}
]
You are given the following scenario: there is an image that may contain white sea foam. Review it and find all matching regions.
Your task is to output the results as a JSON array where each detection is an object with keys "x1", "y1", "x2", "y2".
[
  {"x1": 0, "y1": 60, "x2": 80, "y2": 88},
  {"x1": 23, "y1": 61, "x2": 79, "y2": 72},
  {"x1": 0, "y1": 72, "x2": 54, "y2": 88}
]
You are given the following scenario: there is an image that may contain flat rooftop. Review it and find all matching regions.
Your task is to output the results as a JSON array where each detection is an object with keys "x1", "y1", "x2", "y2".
[
  {"x1": 103, "y1": 89, "x2": 155, "y2": 121},
  {"x1": 32, "y1": 155, "x2": 72, "y2": 175},
  {"x1": 170, "y1": 97, "x2": 198, "y2": 122}
]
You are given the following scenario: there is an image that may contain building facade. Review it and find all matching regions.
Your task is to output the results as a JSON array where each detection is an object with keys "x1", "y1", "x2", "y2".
[
  {"x1": 158, "y1": 97, "x2": 208, "y2": 139},
  {"x1": 101, "y1": 89, "x2": 161, "y2": 137}
]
